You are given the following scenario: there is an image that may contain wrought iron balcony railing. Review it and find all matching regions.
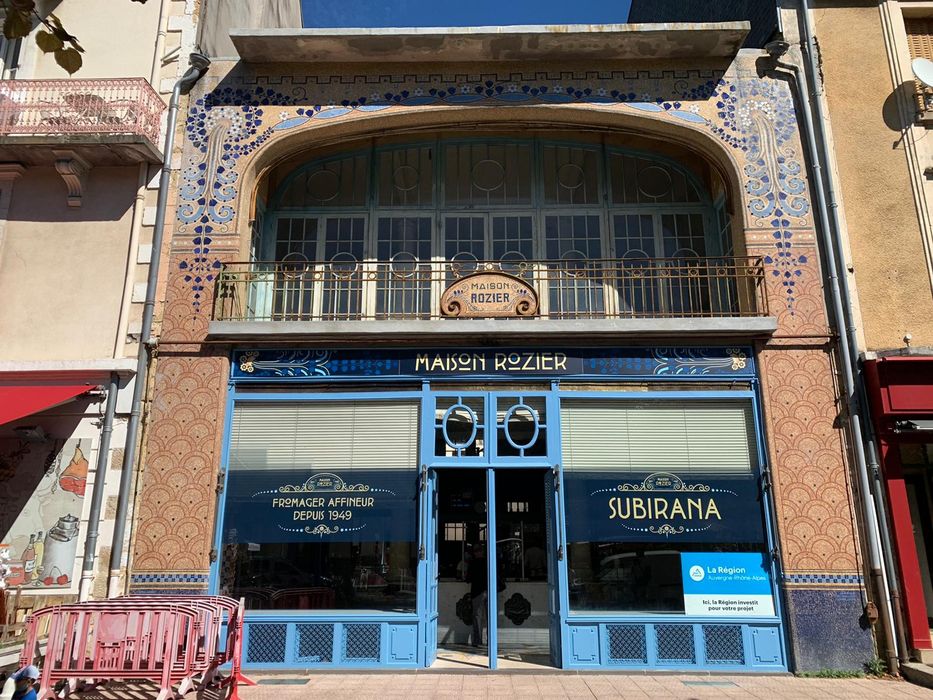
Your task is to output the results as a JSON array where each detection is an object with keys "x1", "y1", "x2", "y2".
[
  {"x1": 0, "y1": 78, "x2": 165, "y2": 145},
  {"x1": 213, "y1": 256, "x2": 768, "y2": 323}
]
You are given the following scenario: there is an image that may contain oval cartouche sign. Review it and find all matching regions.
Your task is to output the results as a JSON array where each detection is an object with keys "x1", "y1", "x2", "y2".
[{"x1": 440, "y1": 271, "x2": 539, "y2": 318}]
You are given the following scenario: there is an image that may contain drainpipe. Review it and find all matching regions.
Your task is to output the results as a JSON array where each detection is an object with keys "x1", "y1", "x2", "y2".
[
  {"x1": 77, "y1": 372, "x2": 119, "y2": 602},
  {"x1": 794, "y1": 0, "x2": 911, "y2": 664},
  {"x1": 107, "y1": 52, "x2": 212, "y2": 598},
  {"x1": 764, "y1": 3, "x2": 902, "y2": 672},
  {"x1": 114, "y1": 163, "x2": 149, "y2": 358}
]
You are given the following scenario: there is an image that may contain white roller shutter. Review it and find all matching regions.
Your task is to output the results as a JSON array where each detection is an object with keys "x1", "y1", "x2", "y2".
[
  {"x1": 229, "y1": 400, "x2": 420, "y2": 471},
  {"x1": 561, "y1": 399, "x2": 755, "y2": 474}
]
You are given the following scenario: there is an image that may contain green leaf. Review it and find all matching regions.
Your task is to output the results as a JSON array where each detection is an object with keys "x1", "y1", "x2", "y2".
[
  {"x1": 35, "y1": 30, "x2": 63, "y2": 54},
  {"x1": 3, "y1": 10, "x2": 32, "y2": 40},
  {"x1": 54, "y1": 47, "x2": 82, "y2": 75}
]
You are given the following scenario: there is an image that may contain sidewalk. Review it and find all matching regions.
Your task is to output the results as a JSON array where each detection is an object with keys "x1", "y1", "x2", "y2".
[{"x1": 234, "y1": 672, "x2": 933, "y2": 699}]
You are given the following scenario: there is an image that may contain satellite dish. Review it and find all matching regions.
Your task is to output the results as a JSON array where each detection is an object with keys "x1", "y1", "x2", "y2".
[{"x1": 912, "y1": 57, "x2": 933, "y2": 89}]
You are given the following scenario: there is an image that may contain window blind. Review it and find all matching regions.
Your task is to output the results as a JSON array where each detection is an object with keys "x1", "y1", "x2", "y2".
[
  {"x1": 229, "y1": 400, "x2": 420, "y2": 471},
  {"x1": 905, "y1": 18, "x2": 933, "y2": 111},
  {"x1": 560, "y1": 399, "x2": 756, "y2": 474}
]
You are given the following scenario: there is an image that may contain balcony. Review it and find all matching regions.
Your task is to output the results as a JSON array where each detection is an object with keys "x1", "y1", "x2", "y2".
[
  {"x1": 209, "y1": 256, "x2": 774, "y2": 341},
  {"x1": 0, "y1": 78, "x2": 165, "y2": 165}
]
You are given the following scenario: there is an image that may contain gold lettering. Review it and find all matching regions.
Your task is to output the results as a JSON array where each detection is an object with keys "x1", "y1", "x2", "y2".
[
  {"x1": 555, "y1": 353, "x2": 568, "y2": 371},
  {"x1": 687, "y1": 498, "x2": 703, "y2": 519},
  {"x1": 631, "y1": 498, "x2": 647, "y2": 520},
  {"x1": 415, "y1": 354, "x2": 429, "y2": 371},
  {"x1": 540, "y1": 352, "x2": 553, "y2": 370},
  {"x1": 670, "y1": 499, "x2": 686, "y2": 519},
  {"x1": 495, "y1": 353, "x2": 507, "y2": 371},
  {"x1": 706, "y1": 499, "x2": 722, "y2": 520},
  {"x1": 654, "y1": 498, "x2": 669, "y2": 520},
  {"x1": 522, "y1": 353, "x2": 535, "y2": 370},
  {"x1": 609, "y1": 497, "x2": 619, "y2": 519},
  {"x1": 430, "y1": 356, "x2": 445, "y2": 372}
]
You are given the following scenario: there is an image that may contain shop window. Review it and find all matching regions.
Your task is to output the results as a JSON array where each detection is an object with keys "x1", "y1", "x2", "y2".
[
  {"x1": 219, "y1": 400, "x2": 420, "y2": 613},
  {"x1": 560, "y1": 398, "x2": 771, "y2": 615}
]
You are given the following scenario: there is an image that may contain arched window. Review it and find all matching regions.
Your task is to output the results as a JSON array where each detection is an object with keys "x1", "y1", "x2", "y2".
[{"x1": 237, "y1": 137, "x2": 748, "y2": 321}]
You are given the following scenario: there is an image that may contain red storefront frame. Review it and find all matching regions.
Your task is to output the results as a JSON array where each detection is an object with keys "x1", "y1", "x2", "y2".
[{"x1": 864, "y1": 355, "x2": 933, "y2": 651}]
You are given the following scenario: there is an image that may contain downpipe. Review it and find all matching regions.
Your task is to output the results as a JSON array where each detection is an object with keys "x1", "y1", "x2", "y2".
[
  {"x1": 107, "y1": 53, "x2": 211, "y2": 598},
  {"x1": 765, "y1": 5, "x2": 902, "y2": 671},
  {"x1": 795, "y1": 0, "x2": 910, "y2": 666},
  {"x1": 77, "y1": 372, "x2": 119, "y2": 601}
]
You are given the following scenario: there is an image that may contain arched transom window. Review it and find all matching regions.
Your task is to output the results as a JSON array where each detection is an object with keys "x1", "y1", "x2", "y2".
[{"x1": 235, "y1": 137, "x2": 752, "y2": 322}]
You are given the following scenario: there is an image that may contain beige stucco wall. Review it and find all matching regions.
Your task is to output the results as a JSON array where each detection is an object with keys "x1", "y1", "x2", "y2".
[
  {"x1": 27, "y1": 0, "x2": 162, "y2": 79},
  {"x1": 814, "y1": 2, "x2": 933, "y2": 351},
  {"x1": 0, "y1": 167, "x2": 136, "y2": 361}
]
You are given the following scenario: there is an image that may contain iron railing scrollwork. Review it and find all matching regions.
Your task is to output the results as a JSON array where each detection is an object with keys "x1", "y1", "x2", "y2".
[{"x1": 212, "y1": 256, "x2": 768, "y2": 322}]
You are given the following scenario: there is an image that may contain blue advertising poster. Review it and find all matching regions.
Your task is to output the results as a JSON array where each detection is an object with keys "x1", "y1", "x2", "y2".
[
  {"x1": 563, "y1": 471, "x2": 764, "y2": 543},
  {"x1": 222, "y1": 469, "x2": 418, "y2": 543},
  {"x1": 681, "y1": 552, "x2": 775, "y2": 617}
]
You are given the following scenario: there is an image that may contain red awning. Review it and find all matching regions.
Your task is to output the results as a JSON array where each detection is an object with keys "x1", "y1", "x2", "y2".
[{"x1": 0, "y1": 384, "x2": 91, "y2": 426}]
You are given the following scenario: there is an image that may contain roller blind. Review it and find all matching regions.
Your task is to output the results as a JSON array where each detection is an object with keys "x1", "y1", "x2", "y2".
[
  {"x1": 906, "y1": 18, "x2": 933, "y2": 111},
  {"x1": 229, "y1": 400, "x2": 420, "y2": 471},
  {"x1": 561, "y1": 399, "x2": 756, "y2": 474}
]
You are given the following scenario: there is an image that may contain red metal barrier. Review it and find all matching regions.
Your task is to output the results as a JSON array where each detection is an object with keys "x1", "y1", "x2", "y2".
[{"x1": 18, "y1": 596, "x2": 253, "y2": 700}]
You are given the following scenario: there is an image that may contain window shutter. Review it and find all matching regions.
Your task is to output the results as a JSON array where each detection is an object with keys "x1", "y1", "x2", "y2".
[
  {"x1": 905, "y1": 18, "x2": 933, "y2": 111},
  {"x1": 561, "y1": 399, "x2": 756, "y2": 475},
  {"x1": 229, "y1": 400, "x2": 420, "y2": 471}
]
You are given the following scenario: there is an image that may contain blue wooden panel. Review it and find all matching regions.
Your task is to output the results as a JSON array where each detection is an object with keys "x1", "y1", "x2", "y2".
[
  {"x1": 749, "y1": 625, "x2": 782, "y2": 665},
  {"x1": 388, "y1": 624, "x2": 418, "y2": 664},
  {"x1": 569, "y1": 625, "x2": 599, "y2": 663}
]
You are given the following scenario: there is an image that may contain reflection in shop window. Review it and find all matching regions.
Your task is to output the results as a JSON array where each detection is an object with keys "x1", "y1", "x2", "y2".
[
  {"x1": 218, "y1": 399, "x2": 420, "y2": 612},
  {"x1": 560, "y1": 397, "x2": 770, "y2": 615}
]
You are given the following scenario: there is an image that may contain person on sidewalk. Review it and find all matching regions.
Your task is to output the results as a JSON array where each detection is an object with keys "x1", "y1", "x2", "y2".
[{"x1": 7, "y1": 665, "x2": 38, "y2": 700}]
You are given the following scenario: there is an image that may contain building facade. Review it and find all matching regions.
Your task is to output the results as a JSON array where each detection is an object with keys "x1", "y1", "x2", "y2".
[
  {"x1": 0, "y1": 0, "x2": 196, "y2": 657},
  {"x1": 123, "y1": 10, "x2": 879, "y2": 673},
  {"x1": 815, "y1": 0, "x2": 933, "y2": 663}
]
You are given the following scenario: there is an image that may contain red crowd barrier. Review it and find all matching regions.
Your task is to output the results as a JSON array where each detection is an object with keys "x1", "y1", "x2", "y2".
[{"x1": 18, "y1": 595, "x2": 254, "y2": 700}]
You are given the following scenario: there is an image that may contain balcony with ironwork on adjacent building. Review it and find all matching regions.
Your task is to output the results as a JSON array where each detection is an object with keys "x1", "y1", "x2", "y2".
[{"x1": 0, "y1": 77, "x2": 165, "y2": 166}]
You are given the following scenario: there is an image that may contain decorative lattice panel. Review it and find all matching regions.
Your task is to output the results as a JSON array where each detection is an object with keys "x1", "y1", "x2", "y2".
[
  {"x1": 655, "y1": 624, "x2": 696, "y2": 664},
  {"x1": 296, "y1": 623, "x2": 335, "y2": 664},
  {"x1": 343, "y1": 623, "x2": 381, "y2": 662},
  {"x1": 703, "y1": 625, "x2": 745, "y2": 665},
  {"x1": 606, "y1": 625, "x2": 647, "y2": 664},
  {"x1": 246, "y1": 623, "x2": 288, "y2": 664}
]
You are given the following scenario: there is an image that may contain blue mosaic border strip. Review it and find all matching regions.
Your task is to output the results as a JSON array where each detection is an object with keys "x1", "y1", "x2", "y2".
[
  {"x1": 130, "y1": 572, "x2": 210, "y2": 584},
  {"x1": 784, "y1": 573, "x2": 863, "y2": 585},
  {"x1": 129, "y1": 587, "x2": 209, "y2": 595}
]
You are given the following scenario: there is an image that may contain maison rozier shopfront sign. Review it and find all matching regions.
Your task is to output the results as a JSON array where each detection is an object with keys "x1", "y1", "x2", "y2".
[{"x1": 232, "y1": 347, "x2": 756, "y2": 381}]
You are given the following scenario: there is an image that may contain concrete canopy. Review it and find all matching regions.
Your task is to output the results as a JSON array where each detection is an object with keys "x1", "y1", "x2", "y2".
[{"x1": 230, "y1": 22, "x2": 751, "y2": 63}]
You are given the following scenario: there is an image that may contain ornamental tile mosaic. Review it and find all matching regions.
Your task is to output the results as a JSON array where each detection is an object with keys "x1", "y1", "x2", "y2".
[{"x1": 175, "y1": 67, "x2": 812, "y2": 315}]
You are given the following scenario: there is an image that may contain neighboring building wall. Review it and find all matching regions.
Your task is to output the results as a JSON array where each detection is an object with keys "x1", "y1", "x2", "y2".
[
  {"x1": 28, "y1": 0, "x2": 163, "y2": 80},
  {"x1": 814, "y1": 1, "x2": 933, "y2": 351},
  {"x1": 0, "y1": 167, "x2": 137, "y2": 362},
  {"x1": 124, "y1": 51, "x2": 875, "y2": 669}
]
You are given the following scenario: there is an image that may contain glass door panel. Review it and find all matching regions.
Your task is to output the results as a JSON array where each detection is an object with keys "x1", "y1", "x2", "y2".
[
  {"x1": 320, "y1": 217, "x2": 365, "y2": 320},
  {"x1": 544, "y1": 214, "x2": 604, "y2": 318},
  {"x1": 376, "y1": 216, "x2": 432, "y2": 319}
]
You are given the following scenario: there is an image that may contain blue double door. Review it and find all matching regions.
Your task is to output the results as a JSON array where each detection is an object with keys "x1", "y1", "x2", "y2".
[{"x1": 419, "y1": 390, "x2": 565, "y2": 669}]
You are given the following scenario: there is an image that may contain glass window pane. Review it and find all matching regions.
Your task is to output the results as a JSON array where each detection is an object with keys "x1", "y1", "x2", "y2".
[
  {"x1": 321, "y1": 217, "x2": 365, "y2": 320},
  {"x1": 608, "y1": 153, "x2": 702, "y2": 205},
  {"x1": 491, "y1": 216, "x2": 534, "y2": 269},
  {"x1": 221, "y1": 400, "x2": 420, "y2": 612},
  {"x1": 376, "y1": 217, "x2": 432, "y2": 319},
  {"x1": 377, "y1": 146, "x2": 434, "y2": 207},
  {"x1": 541, "y1": 145, "x2": 600, "y2": 206},
  {"x1": 279, "y1": 153, "x2": 370, "y2": 208},
  {"x1": 443, "y1": 143, "x2": 532, "y2": 207}
]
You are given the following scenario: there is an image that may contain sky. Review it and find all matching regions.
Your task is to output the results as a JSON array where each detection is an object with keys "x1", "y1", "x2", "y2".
[{"x1": 300, "y1": 0, "x2": 634, "y2": 28}]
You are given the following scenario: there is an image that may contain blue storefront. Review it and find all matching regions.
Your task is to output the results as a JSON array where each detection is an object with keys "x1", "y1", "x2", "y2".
[{"x1": 210, "y1": 346, "x2": 787, "y2": 671}]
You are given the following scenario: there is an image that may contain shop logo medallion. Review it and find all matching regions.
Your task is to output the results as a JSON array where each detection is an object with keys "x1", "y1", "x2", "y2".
[{"x1": 440, "y1": 271, "x2": 539, "y2": 318}]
